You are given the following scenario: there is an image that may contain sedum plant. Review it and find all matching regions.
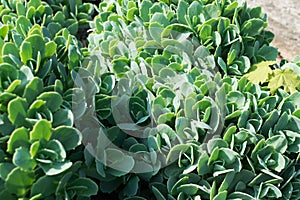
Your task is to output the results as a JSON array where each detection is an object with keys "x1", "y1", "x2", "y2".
[
  {"x1": 0, "y1": 0, "x2": 94, "y2": 35},
  {"x1": 80, "y1": 0, "x2": 299, "y2": 199},
  {"x1": 0, "y1": 0, "x2": 299, "y2": 199},
  {"x1": 0, "y1": 0, "x2": 98, "y2": 198}
]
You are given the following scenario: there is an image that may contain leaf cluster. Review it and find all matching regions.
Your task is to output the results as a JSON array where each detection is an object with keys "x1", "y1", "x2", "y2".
[{"x1": 0, "y1": 0, "x2": 299, "y2": 199}]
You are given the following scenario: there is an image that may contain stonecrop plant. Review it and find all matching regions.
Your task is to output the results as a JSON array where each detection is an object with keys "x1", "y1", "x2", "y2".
[{"x1": 0, "y1": 0, "x2": 299, "y2": 199}]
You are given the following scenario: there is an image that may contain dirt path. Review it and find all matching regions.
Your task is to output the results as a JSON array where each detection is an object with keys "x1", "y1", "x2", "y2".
[{"x1": 247, "y1": 0, "x2": 300, "y2": 61}]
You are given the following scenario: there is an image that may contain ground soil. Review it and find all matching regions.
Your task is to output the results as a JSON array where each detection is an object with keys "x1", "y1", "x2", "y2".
[{"x1": 246, "y1": 0, "x2": 300, "y2": 61}]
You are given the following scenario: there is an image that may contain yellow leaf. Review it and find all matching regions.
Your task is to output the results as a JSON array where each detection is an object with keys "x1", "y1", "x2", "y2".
[{"x1": 243, "y1": 61, "x2": 276, "y2": 84}]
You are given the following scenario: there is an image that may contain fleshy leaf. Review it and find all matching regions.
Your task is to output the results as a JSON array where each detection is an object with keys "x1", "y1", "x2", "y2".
[
  {"x1": 30, "y1": 175, "x2": 59, "y2": 198},
  {"x1": 13, "y1": 146, "x2": 37, "y2": 171},
  {"x1": 7, "y1": 127, "x2": 30, "y2": 154},
  {"x1": 68, "y1": 178, "x2": 98, "y2": 197},
  {"x1": 37, "y1": 92, "x2": 63, "y2": 112},
  {"x1": 7, "y1": 97, "x2": 29, "y2": 127},
  {"x1": 39, "y1": 161, "x2": 72, "y2": 176},
  {"x1": 30, "y1": 119, "x2": 52, "y2": 142},
  {"x1": 5, "y1": 167, "x2": 35, "y2": 196},
  {"x1": 51, "y1": 126, "x2": 81, "y2": 150}
]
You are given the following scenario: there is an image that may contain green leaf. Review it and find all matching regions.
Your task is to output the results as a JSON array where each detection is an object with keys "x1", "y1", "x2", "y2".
[
  {"x1": 259, "y1": 183, "x2": 282, "y2": 199},
  {"x1": 177, "y1": 183, "x2": 207, "y2": 196},
  {"x1": 5, "y1": 80, "x2": 21, "y2": 94},
  {"x1": 27, "y1": 100, "x2": 47, "y2": 119},
  {"x1": 67, "y1": 21, "x2": 79, "y2": 35},
  {"x1": 0, "y1": 190, "x2": 15, "y2": 200},
  {"x1": 219, "y1": 148, "x2": 239, "y2": 164},
  {"x1": 112, "y1": 57, "x2": 130, "y2": 77},
  {"x1": 243, "y1": 61, "x2": 276, "y2": 84},
  {"x1": 223, "y1": 2, "x2": 238, "y2": 16},
  {"x1": 51, "y1": 126, "x2": 81, "y2": 150},
  {"x1": 46, "y1": 139, "x2": 67, "y2": 161},
  {"x1": 30, "y1": 141, "x2": 40, "y2": 158},
  {"x1": 167, "y1": 144, "x2": 190, "y2": 163},
  {"x1": 272, "y1": 153, "x2": 286, "y2": 172},
  {"x1": 213, "y1": 190, "x2": 227, "y2": 200},
  {"x1": 241, "y1": 18, "x2": 265, "y2": 36},
  {"x1": 30, "y1": 119, "x2": 52, "y2": 142},
  {"x1": 39, "y1": 161, "x2": 72, "y2": 176},
  {"x1": 55, "y1": 171, "x2": 72, "y2": 195},
  {"x1": 0, "y1": 93, "x2": 16, "y2": 110},
  {"x1": 0, "y1": 114, "x2": 16, "y2": 136},
  {"x1": 54, "y1": 79, "x2": 63, "y2": 95},
  {"x1": 30, "y1": 175, "x2": 58, "y2": 198},
  {"x1": 268, "y1": 68, "x2": 300, "y2": 94},
  {"x1": 188, "y1": 1, "x2": 202, "y2": 19},
  {"x1": 152, "y1": 186, "x2": 166, "y2": 200},
  {"x1": 2, "y1": 42, "x2": 19, "y2": 58},
  {"x1": 204, "y1": 4, "x2": 219, "y2": 18},
  {"x1": 198, "y1": 153, "x2": 210, "y2": 175},
  {"x1": 150, "y1": 13, "x2": 170, "y2": 27},
  {"x1": 99, "y1": 178, "x2": 122, "y2": 193},
  {"x1": 177, "y1": 0, "x2": 188, "y2": 24},
  {"x1": 129, "y1": 144, "x2": 147, "y2": 153},
  {"x1": 274, "y1": 113, "x2": 289, "y2": 131},
  {"x1": 16, "y1": 16, "x2": 32, "y2": 35},
  {"x1": 266, "y1": 135, "x2": 288, "y2": 154},
  {"x1": 257, "y1": 46, "x2": 278, "y2": 61},
  {"x1": 5, "y1": 167, "x2": 35, "y2": 196},
  {"x1": 52, "y1": 109, "x2": 74, "y2": 127},
  {"x1": 7, "y1": 97, "x2": 29, "y2": 127},
  {"x1": 26, "y1": 6, "x2": 35, "y2": 20},
  {"x1": 16, "y1": 2, "x2": 26, "y2": 16},
  {"x1": 23, "y1": 77, "x2": 43, "y2": 104},
  {"x1": 123, "y1": 176, "x2": 139, "y2": 196},
  {"x1": 28, "y1": 0, "x2": 41, "y2": 9},
  {"x1": 45, "y1": 41, "x2": 57, "y2": 58},
  {"x1": 149, "y1": 22, "x2": 164, "y2": 43},
  {"x1": 69, "y1": 0, "x2": 76, "y2": 14},
  {"x1": 24, "y1": 34, "x2": 45, "y2": 59},
  {"x1": 218, "y1": 172, "x2": 235, "y2": 192},
  {"x1": 0, "y1": 24, "x2": 9, "y2": 39},
  {"x1": 20, "y1": 41, "x2": 32, "y2": 64},
  {"x1": 0, "y1": 163, "x2": 15, "y2": 180},
  {"x1": 227, "y1": 49, "x2": 237, "y2": 65},
  {"x1": 200, "y1": 24, "x2": 212, "y2": 41},
  {"x1": 0, "y1": 63, "x2": 18, "y2": 81},
  {"x1": 13, "y1": 146, "x2": 36, "y2": 171},
  {"x1": 68, "y1": 178, "x2": 98, "y2": 197},
  {"x1": 210, "y1": 181, "x2": 217, "y2": 200},
  {"x1": 127, "y1": 7, "x2": 138, "y2": 21},
  {"x1": 37, "y1": 92, "x2": 63, "y2": 112},
  {"x1": 158, "y1": 112, "x2": 175, "y2": 125},
  {"x1": 140, "y1": 0, "x2": 152, "y2": 22},
  {"x1": 227, "y1": 91, "x2": 245, "y2": 108}
]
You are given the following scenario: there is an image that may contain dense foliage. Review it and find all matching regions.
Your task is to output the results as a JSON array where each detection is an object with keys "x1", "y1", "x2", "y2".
[{"x1": 0, "y1": 0, "x2": 299, "y2": 199}]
